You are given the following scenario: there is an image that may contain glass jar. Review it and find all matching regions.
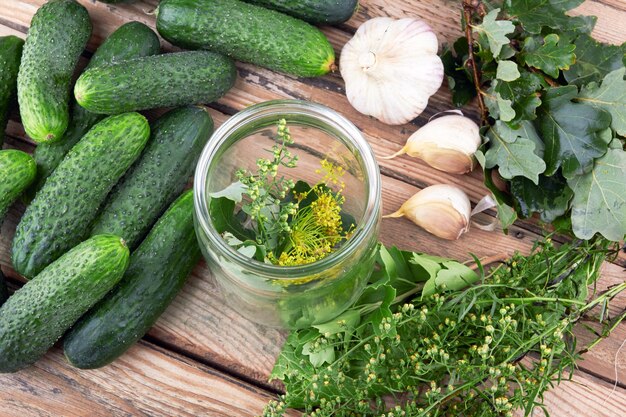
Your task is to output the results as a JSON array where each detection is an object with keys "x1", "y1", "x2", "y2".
[{"x1": 193, "y1": 100, "x2": 381, "y2": 329}]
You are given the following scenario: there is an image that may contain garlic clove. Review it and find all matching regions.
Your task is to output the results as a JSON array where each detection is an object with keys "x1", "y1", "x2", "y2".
[
  {"x1": 381, "y1": 115, "x2": 481, "y2": 174},
  {"x1": 384, "y1": 184, "x2": 471, "y2": 240},
  {"x1": 340, "y1": 17, "x2": 444, "y2": 125}
]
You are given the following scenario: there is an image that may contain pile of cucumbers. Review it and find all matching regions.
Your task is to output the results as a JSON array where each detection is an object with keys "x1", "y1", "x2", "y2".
[{"x1": 0, "y1": 0, "x2": 357, "y2": 372}]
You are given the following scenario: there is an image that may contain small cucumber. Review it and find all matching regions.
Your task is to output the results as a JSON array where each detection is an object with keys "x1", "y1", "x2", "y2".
[
  {"x1": 0, "y1": 36, "x2": 24, "y2": 147},
  {"x1": 12, "y1": 113, "x2": 149, "y2": 278},
  {"x1": 64, "y1": 190, "x2": 200, "y2": 369},
  {"x1": 90, "y1": 106, "x2": 212, "y2": 249},
  {"x1": 74, "y1": 51, "x2": 236, "y2": 114},
  {"x1": 156, "y1": 0, "x2": 335, "y2": 77},
  {"x1": 0, "y1": 269, "x2": 8, "y2": 306},
  {"x1": 30, "y1": 22, "x2": 160, "y2": 196},
  {"x1": 17, "y1": 0, "x2": 91, "y2": 143},
  {"x1": 0, "y1": 150, "x2": 36, "y2": 221},
  {"x1": 243, "y1": 0, "x2": 358, "y2": 25},
  {"x1": 0, "y1": 235, "x2": 129, "y2": 373}
]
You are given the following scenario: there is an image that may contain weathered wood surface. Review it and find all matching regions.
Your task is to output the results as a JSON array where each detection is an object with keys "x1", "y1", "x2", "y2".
[{"x1": 0, "y1": 0, "x2": 625, "y2": 416}]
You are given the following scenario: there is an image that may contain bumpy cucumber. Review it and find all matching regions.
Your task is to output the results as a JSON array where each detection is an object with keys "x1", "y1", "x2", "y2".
[
  {"x1": 156, "y1": 0, "x2": 335, "y2": 77},
  {"x1": 74, "y1": 51, "x2": 236, "y2": 114},
  {"x1": 30, "y1": 22, "x2": 160, "y2": 196},
  {"x1": 244, "y1": 0, "x2": 358, "y2": 24},
  {"x1": 12, "y1": 113, "x2": 149, "y2": 278},
  {"x1": 0, "y1": 36, "x2": 24, "y2": 147},
  {"x1": 0, "y1": 150, "x2": 36, "y2": 221},
  {"x1": 17, "y1": 0, "x2": 91, "y2": 143},
  {"x1": 0, "y1": 235, "x2": 129, "y2": 373},
  {"x1": 0, "y1": 269, "x2": 8, "y2": 306},
  {"x1": 64, "y1": 190, "x2": 200, "y2": 369},
  {"x1": 90, "y1": 106, "x2": 212, "y2": 249}
]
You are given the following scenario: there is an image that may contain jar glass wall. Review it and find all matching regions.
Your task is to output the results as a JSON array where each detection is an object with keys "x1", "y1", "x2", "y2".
[{"x1": 194, "y1": 100, "x2": 381, "y2": 329}]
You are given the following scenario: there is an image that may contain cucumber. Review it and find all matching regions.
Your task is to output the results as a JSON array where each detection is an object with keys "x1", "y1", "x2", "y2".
[
  {"x1": 64, "y1": 190, "x2": 200, "y2": 369},
  {"x1": 156, "y1": 0, "x2": 335, "y2": 77},
  {"x1": 30, "y1": 22, "x2": 160, "y2": 196},
  {"x1": 12, "y1": 113, "x2": 149, "y2": 278},
  {"x1": 0, "y1": 235, "x2": 129, "y2": 373},
  {"x1": 243, "y1": 0, "x2": 358, "y2": 25},
  {"x1": 17, "y1": 0, "x2": 91, "y2": 143},
  {"x1": 0, "y1": 36, "x2": 24, "y2": 147},
  {"x1": 74, "y1": 51, "x2": 236, "y2": 114},
  {"x1": 90, "y1": 106, "x2": 212, "y2": 249},
  {"x1": 0, "y1": 269, "x2": 8, "y2": 306},
  {"x1": 0, "y1": 150, "x2": 36, "y2": 221}
]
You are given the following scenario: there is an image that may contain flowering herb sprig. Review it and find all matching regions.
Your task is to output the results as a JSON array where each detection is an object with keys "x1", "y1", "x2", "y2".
[
  {"x1": 264, "y1": 238, "x2": 626, "y2": 416},
  {"x1": 209, "y1": 119, "x2": 354, "y2": 266}
]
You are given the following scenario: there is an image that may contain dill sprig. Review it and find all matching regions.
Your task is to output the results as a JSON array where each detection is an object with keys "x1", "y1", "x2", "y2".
[{"x1": 264, "y1": 238, "x2": 626, "y2": 416}]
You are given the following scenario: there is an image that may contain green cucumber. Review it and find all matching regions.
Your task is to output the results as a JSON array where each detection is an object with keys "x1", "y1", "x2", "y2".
[
  {"x1": 64, "y1": 190, "x2": 200, "y2": 369},
  {"x1": 0, "y1": 235, "x2": 129, "y2": 373},
  {"x1": 90, "y1": 106, "x2": 212, "y2": 249},
  {"x1": 12, "y1": 113, "x2": 149, "y2": 278},
  {"x1": 30, "y1": 22, "x2": 160, "y2": 196},
  {"x1": 75, "y1": 51, "x2": 236, "y2": 114},
  {"x1": 0, "y1": 36, "x2": 24, "y2": 147},
  {"x1": 0, "y1": 269, "x2": 8, "y2": 306},
  {"x1": 243, "y1": 0, "x2": 358, "y2": 25},
  {"x1": 0, "y1": 150, "x2": 36, "y2": 221},
  {"x1": 17, "y1": 0, "x2": 91, "y2": 143},
  {"x1": 156, "y1": 0, "x2": 335, "y2": 77}
]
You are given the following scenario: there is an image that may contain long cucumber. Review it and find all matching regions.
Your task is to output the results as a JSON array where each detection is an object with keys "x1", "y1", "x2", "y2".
[
  {"x1": 90, "y1": 106, "x2": 212, "y2": 249},
  {"x1": 0, "y1": 235, "x2": 129, "y2": 373},
  {"x1": 29, "y1": 21, "x2": 161, "y2": 196},
  {"x1": 12, "y1": 113, "x2": 149, "y2": 278},
  {"x1": 17, "y1": 0, "x2": 91, "y2": 143},
  {"x1": 64, "y1": 190, "x2": 200, "y2": 369},
  {"x1": 156, "y1": 0, "x2": 336, "y2": 77}
]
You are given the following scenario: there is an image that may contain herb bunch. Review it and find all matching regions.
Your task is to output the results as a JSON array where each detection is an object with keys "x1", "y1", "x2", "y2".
[
  {"x1": 263, "y1": 238, "x2": 625, "y2": 416},
  {"x1": 210, "y1": 119, "x2": 352, "y2": 265},
  {"x1": 443, "y1": 0, "x2": 626, "y2": 241}
]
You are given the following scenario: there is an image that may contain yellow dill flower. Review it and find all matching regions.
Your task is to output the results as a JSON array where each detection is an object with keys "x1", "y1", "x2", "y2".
[{"x1": 311, "y1": 191, "x2": 342, "y2": 232}]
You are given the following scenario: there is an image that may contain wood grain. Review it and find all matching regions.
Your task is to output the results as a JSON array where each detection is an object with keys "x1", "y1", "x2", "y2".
[
  {"x1": 0, "y1": 0, "x2": 625, "y2": 416},
  {"x1": 0, "y1": 341, "x2": 299, "y2": 417}
]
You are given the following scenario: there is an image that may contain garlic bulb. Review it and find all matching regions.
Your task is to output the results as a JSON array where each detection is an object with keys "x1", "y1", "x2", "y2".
[
  {"x1": 340, "y1": 17, "x2": 444, "y2": 125},
  {"x1": 384, "y1": 184, "x2": 471, "y2": 240},
  {"x1": 381, "y1": 114, "x2": 481, "y2": 174}
]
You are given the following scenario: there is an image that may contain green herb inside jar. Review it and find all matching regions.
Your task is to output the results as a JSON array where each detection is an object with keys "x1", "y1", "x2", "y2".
[{"x1": 209, "y1": 119, "x2": 355, "y2": 266}]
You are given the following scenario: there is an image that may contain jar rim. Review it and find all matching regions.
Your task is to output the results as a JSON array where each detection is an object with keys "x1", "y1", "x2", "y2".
[{"x1": 193, "y1": 100, "x2": 381, "y2": 279}]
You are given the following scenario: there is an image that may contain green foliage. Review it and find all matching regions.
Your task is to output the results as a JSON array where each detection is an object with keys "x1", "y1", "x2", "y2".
[
  {"x1": 577, "y1": 67, "x2": 626, "y2": 136},
  {"x1": 568, "y1": 142, "x2": 626, "y2": 241},
  {"x1": 483, "y1": 121, "x2": 546, "y2": 184},
  {"x1": 264, "y1": 239, "x2": 626, "y2": 416},
  {"x1": 472, "y1": 8, "x2": 515, "y2": 57},
  {"x1": 536, "y1": 85, "x2": 611, "y2": 178},
  {"x1": 521, "y1": 34, "x2": 576, "y2": 78},
  {"x1": 447, "y1": 1, "x2": 626, "y2": 241}
]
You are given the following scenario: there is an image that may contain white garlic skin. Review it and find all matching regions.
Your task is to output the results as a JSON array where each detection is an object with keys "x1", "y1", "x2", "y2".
[
  {"x1": 340, "y1": 17, "x2": 444, "y2": 125},
  {"x1": 385, "y1": 184, "x2": 471, "y2": 240},
  {"x1": 403, "y1": 115, "x2": 481, "y2": 174}
]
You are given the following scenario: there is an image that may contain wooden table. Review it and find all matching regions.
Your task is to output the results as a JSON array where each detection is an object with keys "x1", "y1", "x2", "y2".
[{"x1": 1, "y1": 1, "x2": 625, "y2": 415}]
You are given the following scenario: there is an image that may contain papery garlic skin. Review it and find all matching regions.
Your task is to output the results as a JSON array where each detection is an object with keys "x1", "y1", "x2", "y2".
[
  {"x1": 384, "y1": 184, "x2": 471, "y2": 240},
  {"x1": 383, "y1": 115, "x2": 481, "y2": 174},
  {"x1": 340, "y1": 17, "x2": 444, "y2": 125}
]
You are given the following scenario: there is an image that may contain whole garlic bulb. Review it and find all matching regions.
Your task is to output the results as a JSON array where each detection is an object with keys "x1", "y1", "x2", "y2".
[
  {"x1": 340, "y1": 17, "x2": 444, "y2": 125},
  {"x1": 381, "y1": 114, "x2": 481, "y2": 174},
  {"x1": 384, "y1": 184, "x2": 471, "y2": 240}
]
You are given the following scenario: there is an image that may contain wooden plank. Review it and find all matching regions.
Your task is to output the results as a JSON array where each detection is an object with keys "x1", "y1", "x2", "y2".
[
  {"x1": 0, "y1": 341, "x2": 299, "y2": 417},
  {"x1": 521, "y1": 371, "x2": 626, "y2": 417}
]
